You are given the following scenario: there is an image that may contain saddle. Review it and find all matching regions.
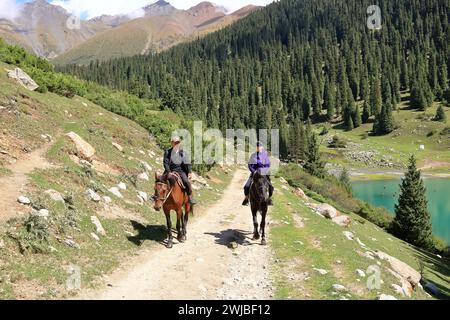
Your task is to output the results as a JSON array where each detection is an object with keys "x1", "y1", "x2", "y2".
[{"x1": 165, "y1": 172, "x2": 186, "y2": 191}]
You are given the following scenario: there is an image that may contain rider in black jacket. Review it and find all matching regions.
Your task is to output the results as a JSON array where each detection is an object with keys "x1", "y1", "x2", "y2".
[{"x1": 163, "y1": 136, "x2": 196, "y2": 205}]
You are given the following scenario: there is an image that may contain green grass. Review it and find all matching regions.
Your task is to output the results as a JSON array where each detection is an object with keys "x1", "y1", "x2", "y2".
[
  {"x1": 269, "y1": 177, "x2": 450, "y2": 300},
  {"x1": 0, "y1": 62, "x2": 234, "y2": 300},
  {"x1": 319, "y1": 94, "x2": 450, "y2": 173}
]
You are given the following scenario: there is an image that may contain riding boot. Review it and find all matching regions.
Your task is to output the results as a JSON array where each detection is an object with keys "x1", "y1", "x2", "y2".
[
  {"x1": 189, "y1": 195, "x2": 197, "y2": 205},
  {"x1": 242, "y1": 196, "x2": 249, "y2": 206}
]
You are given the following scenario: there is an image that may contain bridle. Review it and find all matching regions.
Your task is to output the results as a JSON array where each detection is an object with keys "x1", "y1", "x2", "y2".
[{"x1": 154, "y1": 181, "x2": 174, "y2": 205}]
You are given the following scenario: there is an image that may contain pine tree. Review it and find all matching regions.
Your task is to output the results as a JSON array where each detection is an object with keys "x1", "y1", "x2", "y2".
[
  {"x1": 353, "y1": 104, "x2": 362, "y2": 128},
  {"x1": 373, "y1": 103, "x2": 395, "y2": 135},
  {"x1": 362, "y1": 101, "x2": 371, "y2": 124},
  {"x1": 434, "y1": 105, "x2": 447, "y2": 122},
  {"x1": 391, "y1": 156, "x2": 433, "y2": 250},
  {"x1": 304, "y1": 131, "x2": 325, "y2": 178}
]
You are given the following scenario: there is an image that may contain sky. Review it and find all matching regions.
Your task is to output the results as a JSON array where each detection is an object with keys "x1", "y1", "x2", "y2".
[{"x1": 3, "y1": 0, "x2": 274, "y2": 20}]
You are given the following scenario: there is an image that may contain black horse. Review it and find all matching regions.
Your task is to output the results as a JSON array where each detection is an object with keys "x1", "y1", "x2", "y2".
[{"x1": 249, "y1": 170, "x2": 271, "y2": 245}]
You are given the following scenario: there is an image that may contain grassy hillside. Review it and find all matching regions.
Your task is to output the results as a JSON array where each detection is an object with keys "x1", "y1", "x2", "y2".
[
  {"x1": 270, "y1": 170, "x2": 450, "y2": 300},
  {"x1": 317, "y1": 95, "x2": 450, "y2": 176},
  {"x1": 0, "y1": 63, "x2": 232, "y2": 299}
]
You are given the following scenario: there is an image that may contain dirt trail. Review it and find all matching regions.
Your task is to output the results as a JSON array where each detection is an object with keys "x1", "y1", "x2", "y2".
[
  {"x1": 0, "y1": 145, "x2": 54, "y2": 222},
  {"x1": 80, "y1": 169, "x2": 274, "y2": 300}
]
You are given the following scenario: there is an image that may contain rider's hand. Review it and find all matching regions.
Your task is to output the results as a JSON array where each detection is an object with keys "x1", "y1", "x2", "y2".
[{"x1": 188, "y1": 173, "x2": 193, "y2": 180}]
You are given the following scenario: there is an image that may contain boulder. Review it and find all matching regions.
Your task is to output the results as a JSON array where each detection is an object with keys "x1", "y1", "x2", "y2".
[
  {"x1": 191, "y1": 172, "x2": 209, "y2": 186},
  {"x1": 18, "y1": 196, "x2": 31, "y2": 205},
  {"x1": 44, "y1": 189, "x2": 65, "y2": 203},
  {"x1": 316, "y1": 203, "x2": 338, "y2": 219},
  {"x1": 7, "y1": 68, "x2": 39, "y2": 91},
  {"x1": 112, "y1": 142, "x2": 124, "y2": 152},
  {"x1": 374, "y1": 251, "x2": 421, "y2": 285},
  {"x1": 332, "y1": 215, "x2": 351, "y2": 227},
  {"x1": 86, "y1": 189, "x2": 101, "y2": 202},
  {"x1": 90, "y1": 216, "x2": 106, "y2": 236},
  {"x1": 293, "y1": 187, "x2": 308, "y2": 200},
  {"x1": 117, "y1": 182, "x2": 127, "y2": 190},
  {"x1": 65, "y1": 132, "x2": 96, "y2": 161},
  {"x1": 109, "y1": 187, "x2": 123, "y2": 199}
]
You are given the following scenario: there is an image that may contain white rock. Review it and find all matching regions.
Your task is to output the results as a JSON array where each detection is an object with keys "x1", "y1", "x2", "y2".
[
  {"x1": 90, "y1": 216, "x2": 106, "y2": 236},
  {"x1": 44, "y1": 189, "x2": 64, "y2": 203},
  {"x1": 139, "y1": 150, "x2": 145, "y2": 155},
  {"x1": 103, "y1": 196, "x2": 112, "y2": 203},
  {"x1": 64, "y1": 239, "x2": 80, "y2": 249},
  {"x1": 377, "y1": 294, "x2": 397, "y2": 300},
  {"x1": 332, "y1": 284, "x2": 347, "y2": 292},
  {"x1": 66, "y1": 132, "x2": 96, "y2": 161},
  {"x1": 391, "y1": 284, "x2": 405, "y2": 297},
  {"x1": 37, "y1": 209, "x2": 49, "y2": 218},
  {"x1": 356, "y1": 237, "x2": 367, "y2": 248},
  {"x1": 332, "y1": 215, "x2": 351, "y2": 227},
  {"x1": 86, "y1": 189, "x2": 101, "y2": 202},
  {"x1": 356, "y1": 269, "x2": 366, "y2": 277},
  {"x1": 109, "y1": 187, "x2": 123, "y2": 198},
  {"x1": 90, "y1": 233, "x2": 100, "y2": 242},
  {"x1": 137, "y1": 191, "x2": 148, "y2": 202},
  {"x1": 112, "y1": 142, "x2": 124, "y2": 152},
  {"x1": 140, "y1": 161, "x2": 152, "y2": 172},
  {"x1": 279, "y1": 177, "x2": 288, "y2": 184},
  {"x1": 7, "y1": 68, "x2": 39, "y2": 91},
  {"x1": 343, "y1": 231, "x2": 354, "y2": 240},
  {"x1": 313, "y1": 268, "x2": 328, "y2": 275},
  {"x1": 137, "y1": 172, "x2": 149, "y2": 181},
  {"x1": 117, "y1": 182, "x2": 127, "y2": 190},
  {"x1": 18, "y1": 196, "x2": 31, "y2": 205},
  {"x1": 316, "y1": 203, "x2": 338, "y2": 219}
]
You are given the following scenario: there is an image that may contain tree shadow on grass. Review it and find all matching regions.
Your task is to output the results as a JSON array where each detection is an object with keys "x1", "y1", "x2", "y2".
[
  {"x1": 412, "y1": 247, "x2": 450, "y2": 300},
  {"x1": 127, "y1": 220, "x2": 167, "y2": 247}
]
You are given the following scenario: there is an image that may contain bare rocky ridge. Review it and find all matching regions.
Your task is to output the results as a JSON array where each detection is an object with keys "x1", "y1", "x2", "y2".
[{"x1": 0, "y1": 0, "x2": 261, "y2": 63}]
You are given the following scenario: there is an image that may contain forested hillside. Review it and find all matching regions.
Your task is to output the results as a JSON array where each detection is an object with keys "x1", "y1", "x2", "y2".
[{"x1": 61, "y1": 0, "x2": 450, "y2": 159}]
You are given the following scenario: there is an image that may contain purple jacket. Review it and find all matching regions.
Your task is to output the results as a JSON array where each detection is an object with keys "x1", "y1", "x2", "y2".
[{"x1": 248, "y1": 151, "x2": 271, "y2": 175}]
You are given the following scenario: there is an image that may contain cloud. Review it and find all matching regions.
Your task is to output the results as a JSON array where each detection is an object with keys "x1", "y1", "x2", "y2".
[
  {"x1": 49, "y1": 0, "x2": 275, "y2": 19},
  {"x1": 0, "y1": 0, "x2": 24, "y2": 21}
]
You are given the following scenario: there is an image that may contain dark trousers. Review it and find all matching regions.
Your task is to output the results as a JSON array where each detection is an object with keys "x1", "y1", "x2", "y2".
[
  {"x1": 165, "y1": 170, "x2": 192, "y2": 196},
  {"x1": 244, "y1": 174, "x2": 274, "y2": 197}
]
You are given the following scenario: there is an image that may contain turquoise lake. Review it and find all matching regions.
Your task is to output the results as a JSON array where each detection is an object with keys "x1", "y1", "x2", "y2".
[{"x1": 352, "y1": 178, "x2": 450, "y2": 244}]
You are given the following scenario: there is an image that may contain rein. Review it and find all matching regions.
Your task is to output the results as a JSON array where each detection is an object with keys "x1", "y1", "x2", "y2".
[{"x1": 155, "y1": 181, "x2": 174, "y2": 205}]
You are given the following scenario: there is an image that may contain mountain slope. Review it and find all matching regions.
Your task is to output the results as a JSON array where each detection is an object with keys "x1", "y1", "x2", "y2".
[
  {"x1": 62, "y1": 0, "x2": 449, "y2": 164},
  {"x1": 53, "y1": 3, "x2": 261, "y2": 65}
]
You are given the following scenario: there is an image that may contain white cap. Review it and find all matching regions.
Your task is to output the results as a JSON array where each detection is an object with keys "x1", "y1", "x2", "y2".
[{"x1": 171, "y1": 136, "x2": 181, "y2": 143}]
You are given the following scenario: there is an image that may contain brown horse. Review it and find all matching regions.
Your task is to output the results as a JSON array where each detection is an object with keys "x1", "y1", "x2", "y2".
[{"x1": 153, "y1": 172, "x2": 192, "y2": 249}]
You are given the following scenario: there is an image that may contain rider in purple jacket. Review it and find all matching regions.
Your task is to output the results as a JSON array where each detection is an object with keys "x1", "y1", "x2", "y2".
[{"x1": 242, "y1": 142, "x2": 274, "y2": 206}]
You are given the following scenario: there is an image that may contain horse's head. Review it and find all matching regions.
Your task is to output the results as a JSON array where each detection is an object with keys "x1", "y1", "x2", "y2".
[
  {"x1": 252, "y1": 170, "x2": 270, "y2": 203},
  {"x1": 153, "y1": 172, "x2": 169, "y2": 211}
]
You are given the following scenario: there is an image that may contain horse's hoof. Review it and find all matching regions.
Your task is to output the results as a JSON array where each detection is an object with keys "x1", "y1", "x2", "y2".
[
  {"x1": 252, "y1": 234, "x2": 260, "y2": 241},
  {"x1": 166, "y1": 242, "x2": 173, "y2": 249},
  {"x1": 261, "y1": 239, "x2": 267, "y2": 246},
  {"x1": 177, "y1": 237, "x2": 184, "y2": 243}
]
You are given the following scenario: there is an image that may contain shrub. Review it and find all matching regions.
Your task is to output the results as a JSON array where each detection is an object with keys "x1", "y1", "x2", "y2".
[{"x1": 328, "y1": 135, "x2": 347, "y2": 148}]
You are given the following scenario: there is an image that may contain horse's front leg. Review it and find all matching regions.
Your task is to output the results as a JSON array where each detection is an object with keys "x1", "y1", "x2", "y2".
[
  {"x1": 176, "y1": 210, "x2": 184, "y2": 243},
  {"x1": 260, "y1": 207, "x2": 267, "y2": 246},
  {"x1": 182, "y1": 204, "x2": 190, "y2": 241},
  {"x1": 252, "y1": 208, "x2": 260, "y2": 241},
  {"x1": 165, "y1": 210, "x2": 173, "y2": 249}
]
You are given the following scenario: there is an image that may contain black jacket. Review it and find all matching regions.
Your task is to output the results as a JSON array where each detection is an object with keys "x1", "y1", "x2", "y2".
[{"x1": 163, "y1": 148, "x2": 192, "y2": 175}]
